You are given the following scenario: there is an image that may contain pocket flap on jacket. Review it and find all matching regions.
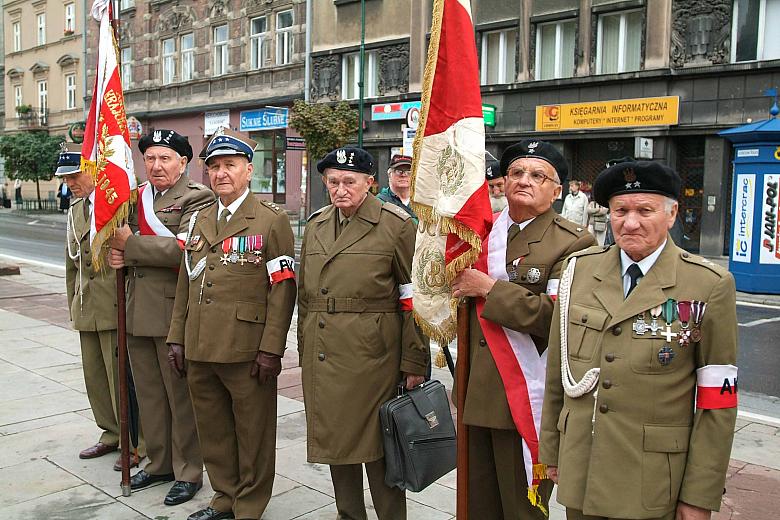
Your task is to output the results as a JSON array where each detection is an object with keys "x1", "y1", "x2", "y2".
[
  {"x1": 556, "y1": 407, "x2": 570, "y2": 433},
  {"x1": 568, "y1": 304, "x2": 609, "y2": 331},
  {"x1": 643, "y1": 425, "x2": 691, "y2": 453},
  {"x1": 236, "y1": 301, "x2": 266, "y2": 323}
]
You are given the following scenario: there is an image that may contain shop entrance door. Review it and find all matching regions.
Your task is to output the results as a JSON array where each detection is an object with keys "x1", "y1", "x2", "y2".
[{"x1": 250, "y1": 130, "x2": 286, "y2": 205}]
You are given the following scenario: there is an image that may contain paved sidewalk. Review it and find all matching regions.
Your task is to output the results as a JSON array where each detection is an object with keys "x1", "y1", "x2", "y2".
[{"x1": 0, "y1": 259, "x2": 778, "y2": 519}]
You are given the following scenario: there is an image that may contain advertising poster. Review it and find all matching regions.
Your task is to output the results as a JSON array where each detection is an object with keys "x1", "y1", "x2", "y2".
[
  {"x1": 732, "y1": 173, "x2": 755, "y2": 263},
  {"x1": 760, "y1": 174, "x2": 780, "y2": 265}
]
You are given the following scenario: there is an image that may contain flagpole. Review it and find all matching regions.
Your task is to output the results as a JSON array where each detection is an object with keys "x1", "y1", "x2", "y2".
[
  {"x1": 110, "y1": 5, "x2": 131, "y2": 497},
  {"x1": 456, "y1": 298, "x2": 470, "y2": 518}
]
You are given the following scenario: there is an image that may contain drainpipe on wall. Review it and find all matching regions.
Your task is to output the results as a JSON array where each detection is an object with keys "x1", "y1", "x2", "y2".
[{"x1": 82, "y1": 0, "x2": 88, "y2": 122}]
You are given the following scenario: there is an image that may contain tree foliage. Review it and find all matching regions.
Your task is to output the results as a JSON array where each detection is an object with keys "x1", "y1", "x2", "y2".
[
  {"x1": 0, "y1": 132, "x2": 65, "y2": 182},
  {"x1": 289, "y1": 100, "x2": 359, "y2": 162}
]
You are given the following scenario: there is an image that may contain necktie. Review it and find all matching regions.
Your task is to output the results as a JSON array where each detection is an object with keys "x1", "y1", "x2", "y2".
[
  {"x1": 217, "y1": 208, "x2": 230, "y2": 234},
  {"x1": 626, "y1": 263, "x2": 643, "y2": 298},
  {"x1": 337, "y1": 217, "x2": 349, "y2": 238},
  {"x1": 83, "y1": 198, "x2": 91, "y2": 221},
  {"x1": 508, "y1": 223, "x2": 520, "y2": 243},
  {"x1": 154, "y1": 191, "x2": 162, "y2": 203}
]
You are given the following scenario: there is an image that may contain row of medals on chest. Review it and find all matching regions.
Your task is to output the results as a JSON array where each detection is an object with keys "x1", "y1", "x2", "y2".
[
  {"x1": 633, "y1": 299, "x2": 707, "y2": 366},
  {"x1": 217, "y1": 235, "x2": 263, "y2": 266}
]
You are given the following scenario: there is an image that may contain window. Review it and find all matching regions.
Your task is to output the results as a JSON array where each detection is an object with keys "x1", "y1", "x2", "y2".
[
  {"x1": 14, "y1": 86, "x2": 23, "y2": 108},
  {"x1": 37, "y1": 13, "x2": 46, "y2": 46},
  {"x1": 276, "y1": 10, "x2": 293, "y2": 65},
  {"x1": 213, "y1": 25, "x2": 229, "y2": 76},
  {"x1": 121, "y1": 47, "x2": 132, "y2": 90},
  {"x1": 66, "y1": 74, "x2": 77, "y2": 109},
  {"x1": 250, "y1": 131, "x2": 286, "y2": 196},
  {"x1": 65, "y1": 3, "x2": 75, "y2": 32},
  {"x1": 162, "y1": 38, "x2": 176, "y2": 84},
  {"x1": 112, "y1": 0, "x2": 134, "y2": 12},
  {"x1": 250, "y1": 17, "x2": 268, "y2": 69},
  {"x1": 38, "y1": 80, "x2": 48, "y2": 124},
  {"x1": 181, "y1": 33, "x2": 194, "y2": 81},
  {"x1": 732, "y1": 0, "x2": 780, "y2": 61},
  {"x1": 480, "y1": 28, "x2": 517, "y2": 85},
  {"x1": 596, "y1": 10, "x2": 642, "y2": 74},
  {"x1": 12, "y1": 22, "x2": 21, "y2": 52},
  {"x1": 342, "y1": 51, "x2": 379, "y2": 100},
  {"x1": 536, "y1": 19, "x2": 576, "y2": 80}
]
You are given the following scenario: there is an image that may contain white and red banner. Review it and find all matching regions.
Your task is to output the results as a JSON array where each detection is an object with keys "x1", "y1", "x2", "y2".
[
  {"x1": 82, "y1": 0, "x2": 136, "y2": 266},
  {"x1": 137, "y1": 183, "x2": 186, "y2": 247},
  {"x1": 474, "y1": 207, "x2": 548, "y2": 511},
  {"x1": 410, "y1": 0, "x2": 492, "y2": 344},
  {"x1": 696, "y1": 364, "x2": 738, "y2": 409}
]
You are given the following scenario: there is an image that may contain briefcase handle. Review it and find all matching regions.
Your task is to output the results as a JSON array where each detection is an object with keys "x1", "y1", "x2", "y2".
[{"x1": 396, "y1": 381, "x2": 441, "y2": 429}]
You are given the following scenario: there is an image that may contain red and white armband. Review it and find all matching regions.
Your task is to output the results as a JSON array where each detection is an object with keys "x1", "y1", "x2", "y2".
[
  {"x1": 399, "y1": 283, "x2": 413, "y2": 311},
  {"x1": 546, "y1": 278, "x2": 560, "y2": 301},
  {"x1": 266, "y1": 255, "x2": 296, "y2": 284},
  {"x1": 696, "y1": 364, "x2": 738, "y2": 409}
]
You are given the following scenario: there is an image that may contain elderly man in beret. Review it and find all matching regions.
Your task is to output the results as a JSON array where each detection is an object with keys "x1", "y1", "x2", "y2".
[
  {"x1": 108, "y1": 130, "x2": 213, "y2": 505},
  {"x1": 451, "y1": 139, "x2": 596, "y2": 518},
  {"x1": 485, "y1": 156, "x2": 508, "y2": 213},
  {"x1": 297, "y1": 146, "x2": 429, "y2": 520},
  {"x1": 540, "y1": 161, "x2": 738, "y2": 520},
  {"x1": 166, "y1": 128, "x2": 297, "y2": 520}
]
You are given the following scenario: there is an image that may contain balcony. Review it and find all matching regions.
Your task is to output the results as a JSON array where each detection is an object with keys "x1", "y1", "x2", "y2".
[{"x1": 16, "y1": 108, "x2": 49, "y2": 129}]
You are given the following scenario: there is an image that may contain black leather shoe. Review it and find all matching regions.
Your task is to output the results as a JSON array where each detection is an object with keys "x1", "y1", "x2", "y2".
[
  {"x1": 164, "y1": 480, "x2": 203, "y2": 506},
  {"x1": 187, "y1": 507, "x2": 234, "y2": 520},
  {"x1": 129, "y1": 469, "x2": 175, "y2": 490}
]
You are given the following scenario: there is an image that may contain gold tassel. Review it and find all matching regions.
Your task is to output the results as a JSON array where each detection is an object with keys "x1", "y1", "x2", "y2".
[
  {"x1": 434, "y1": 347, "x2": 447, "y2": 368},
  {"x1": 527, "y1": 485, "x2": 549, "y2": 517}
]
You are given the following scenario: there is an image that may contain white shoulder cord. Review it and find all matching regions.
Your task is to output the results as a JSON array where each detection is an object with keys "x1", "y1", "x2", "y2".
[
  {"x1": 559, "y1": 256, "x2": 601, "y2": 397},
  {"x1": 184, "y1": 210, "x2": 206, "y2": 281},
  {"x1": 66, "y1": 206, "x2": 84, "y2": 311}
]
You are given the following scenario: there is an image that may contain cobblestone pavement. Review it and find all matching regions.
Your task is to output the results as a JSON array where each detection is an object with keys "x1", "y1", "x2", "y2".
[{"x1": 0, "y1": 258, "x2": 778, "y2": 519}]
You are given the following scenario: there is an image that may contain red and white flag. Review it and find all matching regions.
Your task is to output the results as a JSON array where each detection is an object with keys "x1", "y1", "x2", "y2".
[
  {"x1": 410, "y1": 0, "x2": 492, "y2": 344},
  {"x1": 82, "y1": 0, "x2": 136, "y2": 266}
]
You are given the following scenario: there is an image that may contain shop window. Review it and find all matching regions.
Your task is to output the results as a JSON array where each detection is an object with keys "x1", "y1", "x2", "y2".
[
  {"x1": 276, "y1": 10, "x2": 293, "y2": 65},
  {"x1": 162, "y1": 38, "x2": 176, "y2": 85},
  {"x1": 596, "y1": 9, "x2": 642, "y2": 74},
  {"x1": 480, "y1": 28, "x2": 517, "y2": 85},
  {"x1": 213, "y1": 25, "x2": 229, "y2": 76},
  {"x1": 250, "y1": 131, "x2": 286, "y2": 203},
  {"x1": 66, "y1": 73, "x2": 77, "y2": 109},
  {"x1": 342, "y1": 51, "x2": 379, "y2": 100},
  {"x1": 181, "y1": 33, "x2": 194, "y2": 81},
  {"x1": 121, "y1": 47, "x2": 132, "y2": 90},
  {"x1": 536, "y1": 19, "x2": 576, "y2": 80},
  {"x1": 250, "y1": 16, "x2": 268, "y2": 69},
  {"x1": 731, "y1": 0, "x2": 780, "y2": 61}
]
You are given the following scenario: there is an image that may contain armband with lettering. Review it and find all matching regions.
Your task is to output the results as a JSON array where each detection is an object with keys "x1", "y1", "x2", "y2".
[
  {"x1": 266, "y1": 255, "x2": 296, "y2": 284},
  {"x1": 696, "y1": 364, "x2": 738, "y2": 409}
]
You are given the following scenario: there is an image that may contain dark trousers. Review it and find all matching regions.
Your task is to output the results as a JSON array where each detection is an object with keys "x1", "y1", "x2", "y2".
[
  {"x1": 329, "y1": 458, "x2": 406, "y2": 520},
  {"x1": 468, "y1": 425, "x2": 553, "y2": 520}
]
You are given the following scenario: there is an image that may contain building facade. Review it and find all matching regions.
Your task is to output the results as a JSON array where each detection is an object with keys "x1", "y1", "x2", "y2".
[
  {"x1": 97, "y1": 0, "x2": 308, "y2": 211},
  {"x1": 310, "y1": 0, "x2": 780, "y2": 256}
]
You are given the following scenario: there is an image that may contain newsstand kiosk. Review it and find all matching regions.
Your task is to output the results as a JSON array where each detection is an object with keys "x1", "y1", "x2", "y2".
[{"x1": 719, "y1": 106, "x2": 780, "y2": 294}]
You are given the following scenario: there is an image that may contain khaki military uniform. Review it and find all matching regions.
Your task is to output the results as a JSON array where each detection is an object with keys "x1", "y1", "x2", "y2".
[
  {"x1": 66, "y1": 196, "x2": 122, "y2": 447},
  {"x1": 167, "y1": 195, "x2": 296, "y2": 519},
  {"x1": 459, "y1": 208, "x2": 595, "y2": 519},
  {"x1": 124, "y1": 175, "x2": 213, "y2": 482},
  {"x1": 298, "y1": 194, "x2": 429, "y2": 520},
  {"x1": 540, "y1": 240, "x2": 738, "y2": 519}
]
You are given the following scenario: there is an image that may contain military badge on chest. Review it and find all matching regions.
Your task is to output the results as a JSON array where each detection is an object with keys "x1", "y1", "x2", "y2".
[
  {"x1": 220, "y1": 234, "x2": 264, "y2": 265},
  {"x1": 631, "y1": 298, "x2": 708, "y2": 367}
]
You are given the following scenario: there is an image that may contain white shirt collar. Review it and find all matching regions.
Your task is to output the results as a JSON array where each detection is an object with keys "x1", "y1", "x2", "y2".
[
  {"x1": 218, "y1": 188, "x2": 250, "y2": 220},
  {"x1": 88, "y1": 190, "x2": 95, "y2": 206},
  {"x1": 620, "y1": 239, "x2": 667, "y2": 278},
  {"x1": 513, "y1": 216, "x2": 535, "y2": 231}
]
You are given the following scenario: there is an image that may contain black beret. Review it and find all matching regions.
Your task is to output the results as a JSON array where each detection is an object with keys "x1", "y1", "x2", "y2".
[
  {"x1": 592, "y1": 160, "x2": 681, "y2": 207},
  {"x1": 500, "y1": 139, "x2": 568, "y2": 185},
  {"x1": 485, "y1": 159, "x2": 502, "y2": 181},
  {"x1": 139, "y1": 130, "x2": 193, "y2": 163},
  {"x1": 317, "y1": 147, "x2": 375, "y2": 175}
]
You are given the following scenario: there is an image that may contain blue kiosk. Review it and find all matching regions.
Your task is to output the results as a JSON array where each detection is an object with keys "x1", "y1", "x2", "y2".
[{"x1": 719, "y1": 99, "x2": 780, "y2": 294}]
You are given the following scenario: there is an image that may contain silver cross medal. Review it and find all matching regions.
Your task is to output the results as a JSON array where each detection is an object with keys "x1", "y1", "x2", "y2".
[{"x1": 632, "y1": 313, "x2": 648, "y2": 335}]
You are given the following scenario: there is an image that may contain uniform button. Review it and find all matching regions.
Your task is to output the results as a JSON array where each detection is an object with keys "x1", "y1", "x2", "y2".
[
  {"x1": 211, "y1": 246, "x2": 217, "y2": 253},
  {"x1": 84, "y1": 250, "x2": 90, "y2": 255},
  {"x1": 209, "y1": 264, "x2": 215, "y2": 270},
  {"x1": 479, "y1": 339, "x2": 487, "y2": 347},
  {"x1": 320, "y1": 288, "x2": 328, "y2": 295},
  {"x1": 599, "y1": 404, "x2": 609, "y2": 413},
  {"x1": 206, "y1": 281, "x2": 213, "y2": 287},
  {"x1": 138, "y1": 273, "x2": 144, "y2": 278},
  {"x1": 163, "y1": 218, "x2": 168, "y2": 223},
  {"x1": 612, "y1": 326, "x2": 622, "y2": 336},
  {"x1": 520, "y1": 274, "x2": 527, "y2": 281},
  {"x1": 86, "y1": 261, "x2": 92, "y2": 267},
  {"x1": 318, "y1": 352, "x2": 326, "y2": 361},
  {"x1": 318, "y1": 320, "x2": 325, "y2": 329},
  {"x1": 89, "y1": 274, "x2": 95, "y2": 280},
  {"x1": 602, "y1": 380, "x2": 612, "y2": 389},
  {"x1": 205, "y1": 298, "x2": 212, "y2": 304},
  {"x1": 605, "y1": 353, "x2": 615, "y2": 362},
  {"x1": 682, "y1": 252, "x2": 689, "y2": 258},
  {"x1": 581, "y1": 314, "x2": 588, "y2": 323}
]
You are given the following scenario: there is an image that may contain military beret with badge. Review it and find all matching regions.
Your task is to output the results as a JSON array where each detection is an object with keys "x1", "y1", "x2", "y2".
[
  {"x1": 54, "y1": 142, "x2": 82, "y2": 176},
  {"x1": 199, "y1": 127, "x2": 258, "y2": 164},
  {"x1": 592, "y1": 160, "x2": 681, "y2": 207},
  {"x1": 317, "y1": 147, "x2": 375, "y2": 175},
  {"x1": 139, "y1": 129, "x2": 194, "y2": 163},
  {"x1": 485, "y1": 158, "x2": 502, "y2": 181},
  {"x1": 500, "y1": 139, "x2": 569, "y2": 185}
]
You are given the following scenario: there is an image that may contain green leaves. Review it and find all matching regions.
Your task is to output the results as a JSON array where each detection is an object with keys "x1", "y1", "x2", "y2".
[
  {"x1": 0, "y1": 132, "x2": 65, "y2": 183},
  {"x1": 289, "y1": 100, "x2": 359, "y2": 162}
]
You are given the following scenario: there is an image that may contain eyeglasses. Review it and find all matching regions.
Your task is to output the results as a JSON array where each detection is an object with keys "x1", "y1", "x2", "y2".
[
  {"x1": 391, "y1": 168, "x2": 411, "y2": 177},
  {"x1": 506, "y1": 168, "x2": 559, "y2": 186}
]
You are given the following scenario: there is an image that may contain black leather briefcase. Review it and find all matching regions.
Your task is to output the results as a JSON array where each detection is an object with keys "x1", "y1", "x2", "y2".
[{"x1": 379, "y1": 380, "x2": 456, "y2": 492}]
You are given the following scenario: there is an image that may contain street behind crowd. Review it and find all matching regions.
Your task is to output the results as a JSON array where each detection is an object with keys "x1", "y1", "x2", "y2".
[{"x1": 0, "y1": 212, "x2": 779, "y2": 519}]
